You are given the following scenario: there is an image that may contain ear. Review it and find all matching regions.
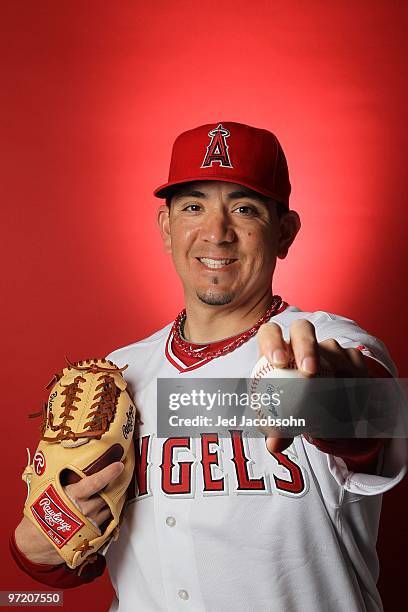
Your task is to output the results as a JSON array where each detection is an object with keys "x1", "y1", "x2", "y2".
[
  {"x1": 157, "y1": 204, "x2": 172, "y2": 253},
  {"x1": 277, "y1": 210, "x2": 301, "y2": 259}
]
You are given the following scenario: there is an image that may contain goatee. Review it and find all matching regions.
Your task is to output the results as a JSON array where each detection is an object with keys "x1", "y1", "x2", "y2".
[{"x1": 197, "y1": 290, "x2": 233, "y2": 306}]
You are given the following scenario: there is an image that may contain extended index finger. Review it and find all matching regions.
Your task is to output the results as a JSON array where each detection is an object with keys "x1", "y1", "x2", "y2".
[
  {"x1": 289, "y1": 319, "x2": 319, "y2": 376},
  {"x1": 70, "y1": 461, "x2": 124, "y2": 500},
  {"x1": 257, "y1": 322, "x2": 291, "y2": 367}
]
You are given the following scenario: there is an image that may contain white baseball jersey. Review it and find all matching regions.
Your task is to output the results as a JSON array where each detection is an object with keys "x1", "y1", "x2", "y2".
[{"x1": 105, "y1": 306, "x2": 406, "y2": 612}]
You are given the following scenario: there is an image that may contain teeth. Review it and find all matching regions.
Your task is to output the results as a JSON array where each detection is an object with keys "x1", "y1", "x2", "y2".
[{"x1": 199, "y1": 258, "x2": 235, "y2": 269}]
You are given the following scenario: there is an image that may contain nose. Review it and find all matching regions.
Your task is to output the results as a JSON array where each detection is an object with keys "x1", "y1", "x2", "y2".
[{"x1": 199, "y1": 209, "x2": 236, "y2": 245}]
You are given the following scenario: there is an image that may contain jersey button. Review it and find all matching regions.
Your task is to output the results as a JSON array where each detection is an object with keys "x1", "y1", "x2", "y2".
[
  {"x1": 166, "y1": 516, "x2": 176, "y2": 527},
  {"x1": 178, "y1": 590, "x2": 189, "y2": 601}
]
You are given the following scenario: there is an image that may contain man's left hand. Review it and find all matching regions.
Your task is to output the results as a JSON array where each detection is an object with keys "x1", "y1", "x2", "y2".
[{"x1": 256, "y1": 319, "x2": 369, "y2": 453}]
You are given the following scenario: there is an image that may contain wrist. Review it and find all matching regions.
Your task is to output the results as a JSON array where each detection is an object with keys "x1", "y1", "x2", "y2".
[{"x1": 14, "y1": 517, "x2": 64, "y2": 566}]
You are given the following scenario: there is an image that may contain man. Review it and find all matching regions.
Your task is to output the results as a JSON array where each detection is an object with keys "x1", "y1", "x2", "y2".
[{"x1": 12, "y1": 122, "x2": 406, "y2": 610}]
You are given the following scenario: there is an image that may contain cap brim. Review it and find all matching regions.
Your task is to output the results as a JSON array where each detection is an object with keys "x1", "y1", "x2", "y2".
[{"x1": 153, "y1": 176, "x2": 288, "y2": 206}]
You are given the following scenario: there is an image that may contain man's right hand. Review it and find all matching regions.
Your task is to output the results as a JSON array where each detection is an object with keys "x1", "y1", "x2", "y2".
[{"x1": 14, "y1": 462, "x2": 124, "y2": 565}]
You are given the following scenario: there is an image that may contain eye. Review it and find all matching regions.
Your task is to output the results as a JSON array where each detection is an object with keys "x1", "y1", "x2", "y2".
[
  {"x1": 182, "y1": 203, "x2": 202, "y2": 212},
  {"x1": 233, "y1": 204, "x2": 259, "y2": 216}
]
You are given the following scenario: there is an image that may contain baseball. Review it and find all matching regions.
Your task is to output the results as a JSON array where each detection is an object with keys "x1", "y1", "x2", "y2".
[{"x1": 250, "y1": 355, "x2": 333, "y2": 433}]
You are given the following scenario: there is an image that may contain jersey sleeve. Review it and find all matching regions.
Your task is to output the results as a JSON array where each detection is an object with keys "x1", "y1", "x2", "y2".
[
  {"x1": 9, "y1": 532, "x2": 106, "y2": 588},
  {"x1": 312, "y1": 310, "x2": 397, "y2": 375},
  {"x1": 305, "y1": 311, "x2": 407, "y2": 495}
]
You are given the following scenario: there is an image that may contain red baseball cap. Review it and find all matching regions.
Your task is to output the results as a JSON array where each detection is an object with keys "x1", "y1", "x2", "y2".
[{"x1": 153, "y1": 121, "x2": 291, "y2": 207}]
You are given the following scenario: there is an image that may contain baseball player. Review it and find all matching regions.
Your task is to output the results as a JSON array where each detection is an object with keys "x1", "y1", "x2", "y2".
[{"x1": 12, "y1": 122, "x2": 407, "y2": 611}]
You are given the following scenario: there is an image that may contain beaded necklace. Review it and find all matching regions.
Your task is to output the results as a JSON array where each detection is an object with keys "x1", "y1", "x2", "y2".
[{"x1": 171, "y1": 295, "x2": 285, "y2": 360}]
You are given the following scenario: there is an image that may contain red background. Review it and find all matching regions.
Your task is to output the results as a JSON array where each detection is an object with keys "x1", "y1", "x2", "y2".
[{"x1": 1, "y1": 1, "x2": 406, "y2": 610}]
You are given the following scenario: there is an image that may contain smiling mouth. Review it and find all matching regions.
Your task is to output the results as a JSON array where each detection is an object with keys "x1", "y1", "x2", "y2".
[{"x1": 197, "y1": 257, "x2": 237, "y2": 269}]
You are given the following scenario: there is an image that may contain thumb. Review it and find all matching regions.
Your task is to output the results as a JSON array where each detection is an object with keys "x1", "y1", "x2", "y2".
[{"x1": 265, "y1": 436, "x2": 293, "y2": 454}]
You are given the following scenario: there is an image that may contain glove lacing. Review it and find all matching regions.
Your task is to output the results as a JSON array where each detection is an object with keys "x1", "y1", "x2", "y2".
[{"x1": 30, "y1": 358, "x2": 128, "y2": 443}]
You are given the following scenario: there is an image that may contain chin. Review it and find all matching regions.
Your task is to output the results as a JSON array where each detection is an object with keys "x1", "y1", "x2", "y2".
[{"x1": 196, "y1": 290, "x2": 234, "y2": 306}]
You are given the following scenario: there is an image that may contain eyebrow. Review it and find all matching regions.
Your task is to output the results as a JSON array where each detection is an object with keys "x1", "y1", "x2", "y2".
[{"x1": 174, "y1": 189, "x2": 266, "y2": 202}]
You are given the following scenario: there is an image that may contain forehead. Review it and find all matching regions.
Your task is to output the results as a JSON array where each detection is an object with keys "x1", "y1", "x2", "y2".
[{"x1": 172, "y1": 181, "x2": 267, "y2": 201}]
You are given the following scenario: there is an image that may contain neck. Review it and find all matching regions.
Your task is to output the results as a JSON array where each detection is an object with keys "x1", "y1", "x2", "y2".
[{"x1": 182, "y1": 290, "x2": 274, "y2": 343}]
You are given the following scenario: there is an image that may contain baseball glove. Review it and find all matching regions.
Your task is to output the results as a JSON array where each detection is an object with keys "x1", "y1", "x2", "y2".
[{"x1": 21, "y1": 357, "x2": 136, "y2": 572}]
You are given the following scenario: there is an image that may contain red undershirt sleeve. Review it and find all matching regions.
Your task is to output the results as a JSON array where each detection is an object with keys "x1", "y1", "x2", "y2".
[
  {"x1": 304, "y1": 436, "x2": 385, "y2": 473},
  {"x1": 9, "y1": 532, "x2": 106, "y2": 589},
  {"x1": 306, "y1": 355, "x2": 391, "y2": 474}
]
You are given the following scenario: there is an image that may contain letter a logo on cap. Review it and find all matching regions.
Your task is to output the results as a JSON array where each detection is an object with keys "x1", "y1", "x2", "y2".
[{"x1": 201, "y1": 123, "x2": 233, "y2": 168}]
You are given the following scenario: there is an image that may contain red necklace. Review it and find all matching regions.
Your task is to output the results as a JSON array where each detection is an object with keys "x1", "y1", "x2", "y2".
[{"x1": 171, "y1": 295, "x2": 286, "y2": 360}]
